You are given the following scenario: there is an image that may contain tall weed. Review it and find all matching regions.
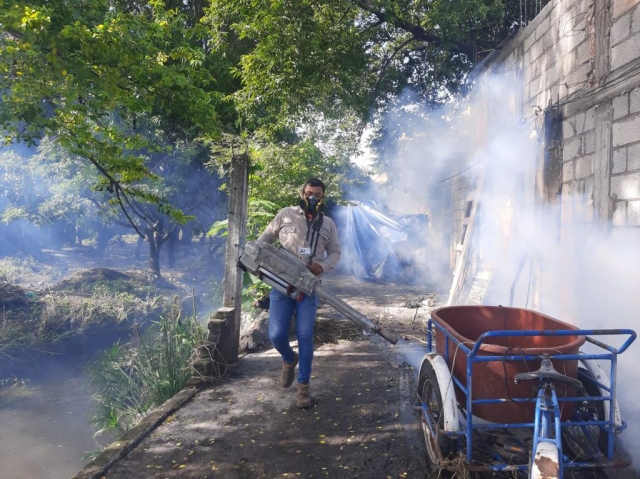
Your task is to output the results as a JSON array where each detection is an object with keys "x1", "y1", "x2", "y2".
[{"x1": 90, "y1": 302, "x2": 207, "y2": 436}]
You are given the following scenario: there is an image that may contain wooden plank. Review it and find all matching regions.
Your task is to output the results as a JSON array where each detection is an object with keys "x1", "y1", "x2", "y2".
[
  {"x1": 594, "y1": 0, "x2": 611, "y2": 84},
  {"x1": 447, "y1": 174, "x2": 484, "y2": 306},
  {"x1": 592, "y1": 0, "x2": 613, "y2": 228},
  {"x1": 594, "y1": 102, "x2": 614, "y2": 226},
  {"x1": 218, "y1": 153, "x2": 249, "y2": 365}
]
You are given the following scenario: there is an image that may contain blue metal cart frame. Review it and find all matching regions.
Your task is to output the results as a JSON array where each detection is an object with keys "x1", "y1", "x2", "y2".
[{"x1": 421, "y1": 320, "x2": 636, "y2": 476}]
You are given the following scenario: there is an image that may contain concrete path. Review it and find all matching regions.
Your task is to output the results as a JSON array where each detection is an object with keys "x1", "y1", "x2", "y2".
[{"x1": 100, "y1": 336, "x2": 428, "y2": 478}]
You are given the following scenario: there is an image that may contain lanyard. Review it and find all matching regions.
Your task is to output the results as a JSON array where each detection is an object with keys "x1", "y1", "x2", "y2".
[{"x1": 305, "y1": 213, "x2": 324, "y2": 263}]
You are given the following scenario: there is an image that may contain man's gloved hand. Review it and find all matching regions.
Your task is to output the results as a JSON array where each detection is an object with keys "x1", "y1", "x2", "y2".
[{"x1": 307, "y1": 263, "x2": 324, "y2": 276}]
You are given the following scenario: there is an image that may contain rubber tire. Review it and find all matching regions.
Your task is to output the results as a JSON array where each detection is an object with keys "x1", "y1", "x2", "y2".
[
  {"x1": 562, "y1": 367, "x2": 609, "y2": 460},
  {"x1": 418, "y1": 361, "x2": 457, "y2": 470}
]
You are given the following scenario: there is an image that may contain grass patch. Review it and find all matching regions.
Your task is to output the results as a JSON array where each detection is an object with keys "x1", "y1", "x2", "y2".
[
  {"x1": 0, "y1": 291, "x2": 165, "y2": 360},
  {"x1": 0, "y1": 269, "x2": 173, "y2": 361},
  {"x1": 90, "y1": 303, "x2": 207, "y2": 436},
  {"x1": 0, "y1": 376, "x2": 33, "y2": 404},
  {"x1": 53, "y1": 268, "x2": 162, "y2": 297},
  {"x1": 0, "y1": 257, "x2": 61, "y2": 284}
]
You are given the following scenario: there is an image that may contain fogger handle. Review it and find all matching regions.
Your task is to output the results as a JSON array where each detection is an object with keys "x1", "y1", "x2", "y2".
[{"x1": 375, "y1": 328, "x2": 398, "y2": 345}]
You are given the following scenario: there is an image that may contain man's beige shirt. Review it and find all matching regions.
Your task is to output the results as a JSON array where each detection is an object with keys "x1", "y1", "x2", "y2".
[{"x1": 257, "y1": 206, "x2": 341, "y2": 274}]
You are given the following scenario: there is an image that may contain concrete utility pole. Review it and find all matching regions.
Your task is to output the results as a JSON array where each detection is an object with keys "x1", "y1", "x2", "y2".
[{"x1": 214, "y1": 153, "x2": 249, "y2": 367}]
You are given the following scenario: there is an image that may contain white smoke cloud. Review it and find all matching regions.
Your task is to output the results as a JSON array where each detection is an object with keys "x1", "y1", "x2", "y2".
[{"x1": 371, "y1": 72, "x2": 640, "y2": 464}]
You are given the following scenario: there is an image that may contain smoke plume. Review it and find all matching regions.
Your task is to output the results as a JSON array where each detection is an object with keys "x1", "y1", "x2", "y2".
[{"x1": 370, "y1": 72, "x2": 640, "y2": 463}]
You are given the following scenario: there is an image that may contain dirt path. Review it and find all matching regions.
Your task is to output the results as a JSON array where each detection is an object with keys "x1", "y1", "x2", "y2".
[{"x1": 93, "y1": 276, "x2": 438, "y2": 479}]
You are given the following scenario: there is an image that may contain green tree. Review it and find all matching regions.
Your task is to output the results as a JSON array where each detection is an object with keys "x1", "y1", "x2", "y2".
[
  {"x1": 0, "y1": 1, "x2": 239, "y2": 273},
  {"x1": 205, "y1": 0, "x2": 505, "y2": 142},
  {"x1": 2, "y1": 0, "x2": 517, "y2": 275},
  {"x1": 209, "y1": 139, "x2": 359, "y2": 240},
  {"x1": 0, "y1": 139, "x2": 108, "y2": 249}
]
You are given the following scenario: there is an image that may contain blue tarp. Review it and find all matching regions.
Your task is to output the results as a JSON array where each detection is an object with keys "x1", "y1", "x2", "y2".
[{"x1": 333, "y1": 202, "x2": 428, "y2": 282}]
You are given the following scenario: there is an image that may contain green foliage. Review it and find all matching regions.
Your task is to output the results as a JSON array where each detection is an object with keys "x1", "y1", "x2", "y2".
[
  {"x1": 205, "y1": 0, "x2": 506, "y2": 140},
  {"x1": 0, "y1": 317, "x2": 36, "y2": 360},
  {"x1": 0, "y1": 263, "x2": 171, "y2": 360},
  {"x1": 0, "y1": 138, "x2": 105, "y2": 230},
  {"x1": 0, "y1": 257, "x2": 61, "y2": 284},
  {"x1": 2, "y1": 0, "x2": 516, "y2": 260},
  {"x1": 241, "y1": 271, "x2": 271, "y2": 311},
  {"x1": 0, "y1": 122, "x2": 222, "y2": 278},
  {"x1": 0, "y1": 1, "x2": 233, "y2": 227},
  {"x1": 1, "y1": 1, "x2": 224, "y2": 144},
  {"x1": 205, "y1": 0, "x2": 372, "y2": 136},
  {"x1": 208, "y1": 197, "x2": 280, "y2": 240},
  {"x1": 209, "y1": 138, "x2": 356, "y2": 239},
  {"x1": 90, "y1": 307, "x2": 207, "y2": 435},
  {"x1": 249, "y1": 140, "x2": 347, "y2": 209}
]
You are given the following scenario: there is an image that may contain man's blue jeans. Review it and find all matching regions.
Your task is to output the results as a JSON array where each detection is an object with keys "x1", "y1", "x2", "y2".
[{"x1": 268, "y1": 289, "x2": 318, "y2": 384}]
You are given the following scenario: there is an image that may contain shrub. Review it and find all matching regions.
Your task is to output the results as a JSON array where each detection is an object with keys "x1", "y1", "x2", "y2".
[{"x1": 90, "y1": 302, "x2": 207, "y2": 435}]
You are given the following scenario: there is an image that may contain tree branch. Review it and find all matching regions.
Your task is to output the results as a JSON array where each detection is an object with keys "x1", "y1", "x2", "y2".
[
  {"x1": 353, "y1": 0, "x2": 474, "y2": 58},
  {"x1": 114, "y1": 187, "x2": 146, "y2": 240},
  {"x1": 84, "y1": 155, "x2": 148, "y2": 239},
  {"x1": 120, "y1": 192, "x2": 156, "y2": 230},
  {"x1": 370, "y1": 37, "x2": 415, "y2": 105}
]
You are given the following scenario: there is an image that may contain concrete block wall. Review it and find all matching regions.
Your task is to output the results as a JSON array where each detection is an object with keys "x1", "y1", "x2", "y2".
[
  {"x1": 611, "y1": 88, "x2": 640, "y2": 226},
  {"x1": 470, "y1": 0, "x2": 600, "y2": 235},
  {"x1": 608, "y1": 0, "x2": 640, "y2": 227},
  {"x1": 519, "y1": 0, "x2": 594, "y2": 111},
  {"x1": 560, "y1": 106, "x2": 597, "y2": 223},
  {"x1": 481, "y1": 0, "x2": 640, "y2": 231},
  {"x1": 611, "y1": 0, "x2": 640, "y2": 71},
  {"x1": 448, "y1": 0, "x2": 640, "y2": 281}
]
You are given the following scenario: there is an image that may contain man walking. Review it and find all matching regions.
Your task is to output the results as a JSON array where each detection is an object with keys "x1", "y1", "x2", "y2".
[{"x1": 257, "y1": 178, "x2": 341, "y2": 408}]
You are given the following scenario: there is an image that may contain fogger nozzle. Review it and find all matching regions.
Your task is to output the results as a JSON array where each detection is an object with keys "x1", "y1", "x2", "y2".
[{"x1": 239, "y1": 241, "x2": 398, "y2": 345}]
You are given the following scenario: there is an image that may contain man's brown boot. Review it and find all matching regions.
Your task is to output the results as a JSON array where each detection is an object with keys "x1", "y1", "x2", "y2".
[
  {"x1": 296, "y1": 383, "x2": 312, "y2": 408},
  {"x1": 280, "y1": 352, "x2": 298, "y2": 388}
]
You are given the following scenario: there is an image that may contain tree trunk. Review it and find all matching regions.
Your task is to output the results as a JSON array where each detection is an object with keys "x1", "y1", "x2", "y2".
[
  {"x1": 49, "y1": 220, "x2": 65, "y2": 250},
  {"x1": 17, "y1": 222, "x2": 43, "y2": 258},
  {"x1": 147, "y1": 228, "x2": 161, "y2": 276},
  {"x1": 180, "y1": 225, "x2": 193, "y2": 246},
  {"x1": 134, "y1": 235, "x2": 145, "y2": 259},
  {"x1": 167, "y1": 229, "x2": 177, "y2": 268},
  {"x1": 96, "y1": 226, "x2": 111, "y2": 255}
]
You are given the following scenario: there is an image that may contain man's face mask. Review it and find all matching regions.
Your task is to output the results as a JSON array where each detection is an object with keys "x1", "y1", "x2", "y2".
[{"x1": 300, "y1": 193, "x2": 322, "y2": 214}]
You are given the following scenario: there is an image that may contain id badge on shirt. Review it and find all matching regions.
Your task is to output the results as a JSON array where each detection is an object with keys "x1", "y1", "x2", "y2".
[{"x1": 298, "y1": 246, "x2": 311, "y2": 256}]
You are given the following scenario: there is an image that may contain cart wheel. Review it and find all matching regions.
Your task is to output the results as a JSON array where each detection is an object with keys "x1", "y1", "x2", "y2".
[
  {"x1": 418, "y1": 361, "x2": 457, "y2": 468},
  {"x1": 531, "y1": 442, "x2": 560, "y2": 479},
  {"x1": 562, "y1": 367, "x2": 608, "y2": 460}
]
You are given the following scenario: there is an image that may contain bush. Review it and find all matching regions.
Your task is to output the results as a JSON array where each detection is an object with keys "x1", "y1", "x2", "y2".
[{"x1": 90, "y1": 302, "x2": 207, "y2": 436}]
